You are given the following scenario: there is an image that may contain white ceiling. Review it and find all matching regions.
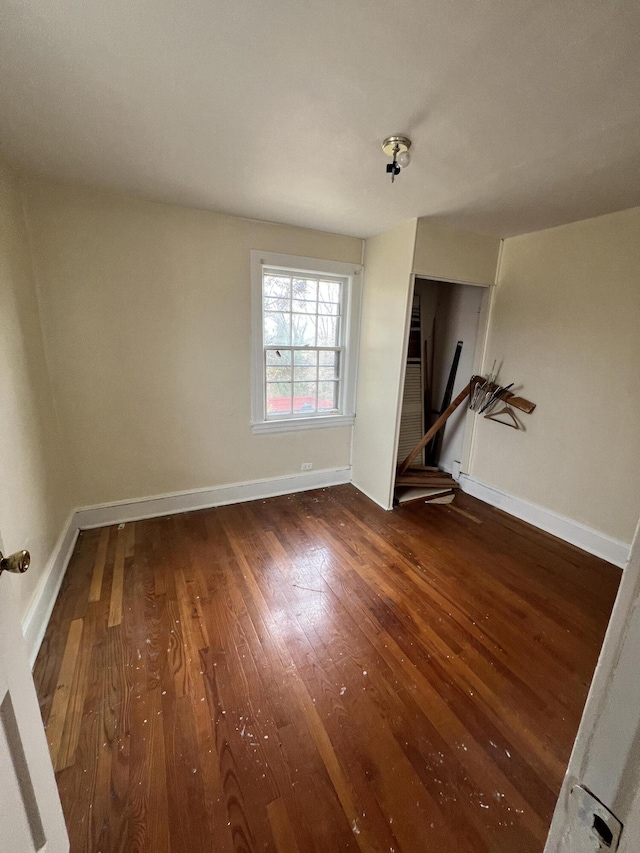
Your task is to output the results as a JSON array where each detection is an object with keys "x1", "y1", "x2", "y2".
[{"x1": 1, "y1": 0, "x2": 640, "y2": 238}]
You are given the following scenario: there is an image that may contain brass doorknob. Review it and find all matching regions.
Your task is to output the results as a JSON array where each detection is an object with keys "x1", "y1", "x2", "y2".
[{"x1": 0, "y1": 549, "x2": 31, "y2": 576}]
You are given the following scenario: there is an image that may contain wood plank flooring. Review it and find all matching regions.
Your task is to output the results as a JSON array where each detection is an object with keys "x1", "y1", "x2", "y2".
[{"x1": 33, "y1": 486, "x2": 620, "y2": 852}]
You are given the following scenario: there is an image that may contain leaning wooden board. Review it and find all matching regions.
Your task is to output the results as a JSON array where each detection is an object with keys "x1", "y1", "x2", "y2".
[{"x1": 397, "y1": 376, "x2": 536, "y2": 475}]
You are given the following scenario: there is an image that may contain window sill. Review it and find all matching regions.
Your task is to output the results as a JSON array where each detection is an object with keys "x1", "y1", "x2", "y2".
[{"x1": 251, "y1": 414, "x2": 355, "y2": 435}]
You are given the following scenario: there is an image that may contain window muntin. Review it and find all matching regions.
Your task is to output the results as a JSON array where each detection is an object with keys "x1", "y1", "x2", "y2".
[{"x1": 262, "y1": 269, "x2": 347, "y2": 420}]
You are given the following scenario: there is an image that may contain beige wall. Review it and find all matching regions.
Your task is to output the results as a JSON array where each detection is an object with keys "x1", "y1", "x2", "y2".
[
  {"x1": 0, "y1": 164, "x2": 72, "y2": 620},
  {"x1": 413, "y1": 218, "x2": 501, "y2": 285},
  {"x1": 352, "y1": 219, "x2": 417, "y2": 508},
  {"x1": 21, "y1": 178, "x2": 362, "y2": 508},
  {"x1": 470, "y1": 206, "x2": 640, "y2": 544}
]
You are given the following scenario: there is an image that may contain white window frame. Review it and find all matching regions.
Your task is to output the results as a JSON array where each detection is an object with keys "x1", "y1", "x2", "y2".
[{"x1": 251, "y1": 250, "x2": 362, "y2": 434}]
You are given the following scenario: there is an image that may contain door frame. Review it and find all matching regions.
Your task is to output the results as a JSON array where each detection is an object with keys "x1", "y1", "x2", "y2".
[
  {"x1": 544, "y1": 520, "x2": 640, "y2": 850},
  {"x1": 390, "y1": 272, "x2": 493, "y2": 498}
]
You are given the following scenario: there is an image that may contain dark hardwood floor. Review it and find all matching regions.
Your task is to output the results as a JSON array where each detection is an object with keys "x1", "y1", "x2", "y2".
[{"x1": 33, "y1": 485, "x2": 620, "y2": 852}]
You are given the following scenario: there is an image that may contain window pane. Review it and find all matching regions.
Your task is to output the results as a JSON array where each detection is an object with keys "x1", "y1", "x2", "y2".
[
  {"x1": 318, "y1": 280, "x2": 341, "y2": 303},
  {"x1": 318, "y1": 381, "x2": 339, "y2": 411},
  {"x1": 294, "y1": 350, "x2": 318, "y2": 367},
  {"x1": 293, "y1": 382, "x2": 317, "y2": 414},
  {"x1": 266, "y1": 349, "x2": 292, "y2": 366},
  {"x1": 266, "y1": 382, "x2": 292, "y2": 415},
  {"x1": 292, "y1": 299, "x2": 317, "y2": 314},
  {"x1": 292, "y1": 314, "x2": 317, "y2": 346},
  {"x1": 317, "y1": 315, "x2": 338, "y2": 346},
  {"x1": 266, "y1": 365, "x2": 292, "y2": 382},
  {"x1": 292, "y1": 278, "x2": 318, "y2": 302},
  {"x1": 265, "y1": 296, "x2": 289, "y2": 312},
  {"x1": 318, "y1": 300, "x2": 339, "y2": 316},
  {"x1": 294, "y1": 365, "x2": 317, "y2": 381},
  {"x1": 319, "y1": 363, "x2": 339, "y2": 380},
  {"x1": 264, "y1": 312, "x2": 291, "y2": 345},
  {"x1": 319, "y1": 350, "x2": 339, "y2": 379},
  {"x1": 264, "y1": 275, "x2": 291, "y2": 299},
  {"x1": 319, "y1": 350, "x2": 336, "y2": 366}
]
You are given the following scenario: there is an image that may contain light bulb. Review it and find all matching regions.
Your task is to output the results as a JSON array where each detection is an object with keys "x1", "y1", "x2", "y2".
[{"x1": 397, "y1": 150, "x2": 411, "y2": 169}]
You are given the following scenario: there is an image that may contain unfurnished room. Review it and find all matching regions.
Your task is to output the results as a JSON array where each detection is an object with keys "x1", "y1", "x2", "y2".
[{"x1": 1, "y1": 2, "x2": 640, "y2": 852}]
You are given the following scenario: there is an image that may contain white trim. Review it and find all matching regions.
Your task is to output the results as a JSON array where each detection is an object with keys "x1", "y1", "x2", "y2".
[
  {"x1": 75, "y1": 467, "x2": 352, "y2": 530},
  {"x1": 465, "y1": 239, "x2": 503, "y2": 475},
  {"x1": 412, "y1": 272, "x2": 496, "y2": 288},
  {"x1": 250, "y1": 250, "x2": 362, "y2": 433},
  {"x1": 253, "y1": 252, "x2": 362, "y2": 279},
  {"x1": 388, "y1": 273, "x2": 419, "y2": 510},
  {"x1": 252, "y1": 414, "x2": 354, "y2": 434},
  {"x1": 459, "y1": 474, "x2": 630, "y2": 569},
  {"x1": 21, "y1": 512, "x2": 79, "y2": 668},
  {"x1": 461, "y1": 280, "x2": 495, "y2": 474}
]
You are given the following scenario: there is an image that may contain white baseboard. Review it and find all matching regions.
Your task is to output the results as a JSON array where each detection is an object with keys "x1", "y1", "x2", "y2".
[
  {"x1": 21, "y1": 512, "x2": 79, "y2": 668},
  {"x1": 459, "y1": 474, "x2": 630, "y2": 569},
  {"x1": 75, "y1": 467, "x2": 352, "y2": 529}
]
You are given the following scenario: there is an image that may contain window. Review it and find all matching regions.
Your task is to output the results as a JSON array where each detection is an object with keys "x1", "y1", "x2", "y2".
[{"x1": 251, "y1": 251, "x2": 362, "y2": 433}]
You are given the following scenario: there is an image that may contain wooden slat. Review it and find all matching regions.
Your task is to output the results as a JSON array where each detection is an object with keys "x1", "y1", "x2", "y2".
[
  {"x1": 34, "y1": 485, "x2": 619, "y2": 853},
  {"x1": 395, "y1": 474, "x2": 460, "y2": 487},
  {"x1": 45, "y1": 618, "x2": 84, "y2": 769},
  {"x1": 267, "y1": 798, "x2": 302, "y2": 853},
  {"x1": 399, "y1": 469, "x2": 456, "y2": 480},
  {"x1": 108, "y1": 524, "x2": 129, "y2": 627},
  {"x1": 421, "y1": 488, "x2": 456, "y2": 502},
  {"x1": 507, "y1": 395, "x2": 536, "y2": 413},
  {"x1": 55, "y1": 602, "x2": 103, "y2": 771},
  {"x1": 88, "y1": 527, "x2": 110, "y2": 602}
]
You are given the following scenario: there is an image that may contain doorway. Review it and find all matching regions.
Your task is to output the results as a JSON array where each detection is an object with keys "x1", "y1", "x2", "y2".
[{"x1": 396, "y1": 278, "x2": 489, "y2": 500}]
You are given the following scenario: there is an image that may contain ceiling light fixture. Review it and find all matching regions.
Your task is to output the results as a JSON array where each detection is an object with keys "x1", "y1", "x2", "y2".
[{"x1": 382, "y1": 135, "x2": 412, "y2": 183}]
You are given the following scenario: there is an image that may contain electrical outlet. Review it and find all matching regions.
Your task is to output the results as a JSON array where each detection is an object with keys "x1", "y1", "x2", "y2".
[{"x1": 301, "y1": 462, "x2": 313, "y2": 471}]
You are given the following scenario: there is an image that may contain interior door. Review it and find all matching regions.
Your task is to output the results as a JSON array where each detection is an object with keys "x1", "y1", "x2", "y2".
[{"x1": 0, "y1": 535, "x2": 69, "y2": 852}]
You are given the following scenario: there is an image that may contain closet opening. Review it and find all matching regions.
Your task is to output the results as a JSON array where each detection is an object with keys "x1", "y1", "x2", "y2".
[{"x1": 395, "y1": 277, "x2": 489, "y2": 505}]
